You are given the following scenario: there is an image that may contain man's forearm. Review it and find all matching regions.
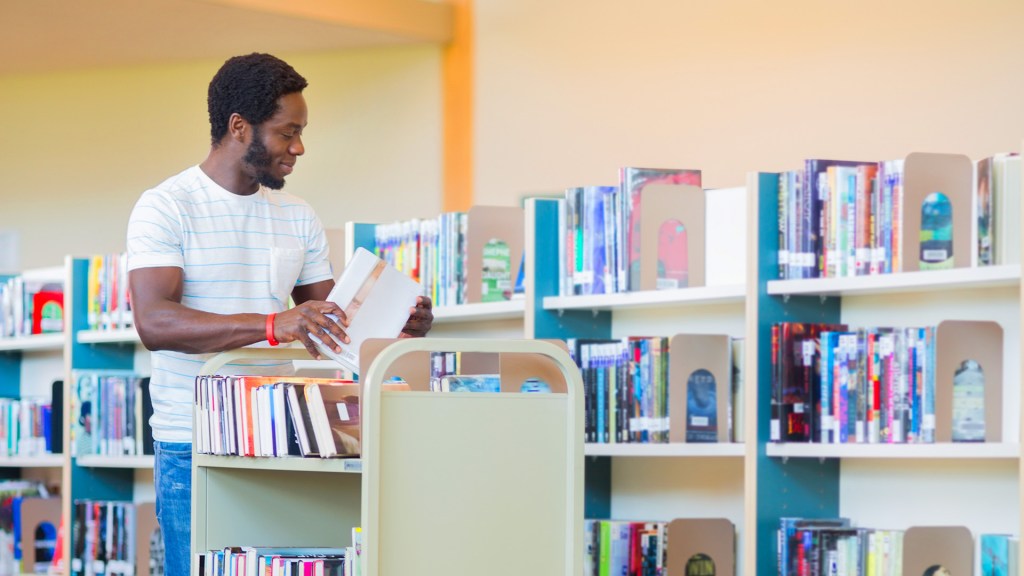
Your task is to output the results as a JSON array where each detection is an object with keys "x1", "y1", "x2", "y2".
[{"x1": 134, "y1": 300, "x2": 269, "y2": 354}]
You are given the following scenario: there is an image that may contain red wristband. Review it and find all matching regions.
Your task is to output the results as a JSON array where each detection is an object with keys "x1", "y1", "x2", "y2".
[{"x1": 266, "y1": 313, "x2": 279, "y2": 346}]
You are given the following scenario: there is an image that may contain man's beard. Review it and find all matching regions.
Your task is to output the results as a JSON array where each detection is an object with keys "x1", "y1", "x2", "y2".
[{"x1": 243, "y1": 129, "x2": 286, "y2": 190}]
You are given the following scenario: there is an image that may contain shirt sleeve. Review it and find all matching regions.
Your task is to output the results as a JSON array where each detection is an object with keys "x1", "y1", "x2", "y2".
[
  {"x1": 126, "y1": 189, "x2": 185, "y2": 271},
  {"x1": 296, "y1": 206, "x2": 334, "y2": 286}
]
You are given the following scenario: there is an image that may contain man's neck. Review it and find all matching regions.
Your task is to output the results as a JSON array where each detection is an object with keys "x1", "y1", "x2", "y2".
[{"x1": 200, "y1": 149, "x2": 259, "y2": 196}]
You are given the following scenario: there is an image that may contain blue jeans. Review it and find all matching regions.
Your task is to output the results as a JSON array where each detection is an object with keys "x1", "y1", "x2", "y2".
[{"x1": 155, "y1": 441, "x2": 192, "y2": 576}]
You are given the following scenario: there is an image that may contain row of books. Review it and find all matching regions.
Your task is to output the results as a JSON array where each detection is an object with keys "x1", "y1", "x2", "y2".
[
  {"x1": 584, "y1": 517, "x2": 734, "y2": 576},
  {"x1": 70, "y1": 500, "x2": 158, "y2": 576},
  {"x1": 777, "y1": 153, "x2": 1021, "y2": 280},
  {"x1": 85, "y1": 253, "x2": 133, "y2": 332},
  {"x1": 197, "y1": 528, "x2": 362, "y2": 576},
  {"x1": 560, "y1": 167, "x2": 703, "y2": 296},
  {"x1": 0, "y1": 398, "x2": 54, "y2": 457},
  {"x1": 568, "y1": 335, "x2": 744, "y2": 444},
  {"x1": 71, "y1": 371, "x2": 154, "y2": 457},
  {"x1": 0, "y1": 274, "x2": 63, "y2": 339},
  {"x1": 194, "y1": 375, "x2": 393, "y2": 459},
  {"x1": 374, "y1": 213, "x2": 468, "y2": 307},
  {"x1": 779, "y1": 518, "x2": 1018, "y2": 576},
  {"x1": 771, "y1": 319, "x2": 1000, "y2": 445}
]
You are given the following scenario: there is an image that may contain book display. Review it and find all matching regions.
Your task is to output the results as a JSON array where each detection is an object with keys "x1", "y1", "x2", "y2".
[
  {"x1": 1, "y1": 149, "x2": 1019, "y2": 575},
  {"x1": 749, "y1": 145, "x2": 1022, "y2": 575}
]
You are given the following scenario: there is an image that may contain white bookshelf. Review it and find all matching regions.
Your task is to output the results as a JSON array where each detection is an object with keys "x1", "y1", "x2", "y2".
[
  {"x1": 76, "y1": 455, "x2": 155, "y2": 468},
  {"x1": 0, "y1": 333, "x2": 64, "y2": 352},
  {"x1": 0, "y1": 454, "x2": 64, "y2": 467},
  {"x1": 433, "y1": 299, "x2": 524, "y2": 322},
  {"x1": 76, "y1": 327, "x2": 140, "y2": 344},
  {"x1": 766, "y1": 442, "x2": 1019, "y2": 460},
  {"x1": 194, "y1": 454, "x2": 361, "y2": 473},
  {"x1": 767, "y1": 264, "x2": 1020, "y2": 297},
  {"x1": 544, "y1": 284, "x2": 745, "y2": 312},
  {"x1": 585, "y1": 443, "x2": 744, "y2": 458}
]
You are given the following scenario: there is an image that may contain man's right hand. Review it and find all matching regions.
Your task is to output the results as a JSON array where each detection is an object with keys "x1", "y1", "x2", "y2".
[{"x1": 273, "y1": 300, "x2": 350, "y2": 360}]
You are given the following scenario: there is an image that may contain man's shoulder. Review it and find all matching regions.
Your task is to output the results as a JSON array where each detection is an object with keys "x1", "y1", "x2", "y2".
[
  {"x1": 147, "y1": 165, "x2": 204, "y2": 198},
  {"x1": 262, "y1": 188, "x2": 317, "y2": 213}
]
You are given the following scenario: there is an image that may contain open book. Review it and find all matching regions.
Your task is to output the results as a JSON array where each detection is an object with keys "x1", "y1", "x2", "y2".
[{"x1": 311, "y1": 247, "x2": 422, "y2": 374}]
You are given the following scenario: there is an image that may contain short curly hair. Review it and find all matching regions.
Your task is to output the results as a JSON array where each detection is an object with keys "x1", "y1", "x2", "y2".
[{"x1": 207, "y1": 53, "x2": 308, "y2": 145}]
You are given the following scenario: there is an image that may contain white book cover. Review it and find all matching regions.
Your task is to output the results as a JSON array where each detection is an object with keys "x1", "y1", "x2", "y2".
[{"x1": 313, "y1": 247, "x2": 422, "y2": 374}]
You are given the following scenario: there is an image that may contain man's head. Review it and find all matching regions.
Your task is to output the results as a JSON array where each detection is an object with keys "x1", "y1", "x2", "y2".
[{"x1": 208, "y1": 53, "x2": 308, "y2": 189}]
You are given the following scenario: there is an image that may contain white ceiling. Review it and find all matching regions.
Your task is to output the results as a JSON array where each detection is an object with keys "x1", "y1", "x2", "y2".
[{"x1": 0, "y1": 0, "x2": 451, "y2": 76}]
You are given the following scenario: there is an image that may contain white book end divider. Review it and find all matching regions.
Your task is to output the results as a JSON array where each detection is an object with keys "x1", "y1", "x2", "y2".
[
  {"x1": 191, "y1": 338, "x2": 583, "y2": 576},
  {"x1": 360, "y1": 337, "x2": 583, "y2": 576}
]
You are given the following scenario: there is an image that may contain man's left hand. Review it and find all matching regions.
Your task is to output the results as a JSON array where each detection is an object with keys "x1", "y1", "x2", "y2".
[{"x1": 400, "y1": 296, "x2": 433, "y2": 338}]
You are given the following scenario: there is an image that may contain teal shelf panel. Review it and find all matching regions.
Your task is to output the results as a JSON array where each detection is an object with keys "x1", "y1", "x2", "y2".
[
  {"x1": 753, "y1": 172, "x2": 842, "y2": 575},
  {"x1": 529, "y1": 198, "x2": 612, "y2": 519},
  {"x1": 70, "y1": 259, "x2": 134, "y2": 371}
]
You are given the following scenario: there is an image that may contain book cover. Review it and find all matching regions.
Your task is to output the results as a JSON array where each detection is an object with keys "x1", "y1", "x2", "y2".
[
  {"x1": 305, "y1": 381, "x2": 410, "y2": 458},
  {"x1": 312, "y1": 247, "x2": 422, "y2": 374},
  {"x1": 981, "y1": 533, "x2": 1010, "y2": 576},
  {"x1": 30, "y1": 290, "x2": 63, "y2": 334}
]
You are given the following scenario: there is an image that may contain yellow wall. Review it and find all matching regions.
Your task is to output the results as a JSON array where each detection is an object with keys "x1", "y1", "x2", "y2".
[
  {"x1": 473, "y1": 0, "x2": 1024, "y2": 202},
  {"x1": 0, "y1": 46, "x2": 443, "y2": 268},
  {"x1": 4, "y1": 1, "x2": 1024, "y2": 266}
]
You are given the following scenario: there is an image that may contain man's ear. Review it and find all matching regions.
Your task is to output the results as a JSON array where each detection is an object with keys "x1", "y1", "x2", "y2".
[{"x1": 228, "y1": 113, "x2": 249, "y2": 144}]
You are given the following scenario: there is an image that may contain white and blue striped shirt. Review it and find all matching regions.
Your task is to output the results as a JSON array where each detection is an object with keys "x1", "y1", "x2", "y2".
[{"x1": 126, "y1": 165, "x2": 333, "y2": 443}]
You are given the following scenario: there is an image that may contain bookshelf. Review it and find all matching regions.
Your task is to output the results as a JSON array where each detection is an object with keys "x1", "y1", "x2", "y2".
[
  {"x1": 747, "y1": 169, "x2": 1023, "y2": 576},
  {"x1": 524, "y1": 197, "x2": 751, "y2": 571},
  {"x1": 191, "y1": 338, "x2": 583, "y2": 576},
  {"x1": 64, "y1": 255, "x2": 155, "y2": 575},
  {"x1": 0, "y1": 265, "x2": 68, "y2": 576},
  {"x1": 344, "y1": 215, "x2": 529, "y2": 340}
]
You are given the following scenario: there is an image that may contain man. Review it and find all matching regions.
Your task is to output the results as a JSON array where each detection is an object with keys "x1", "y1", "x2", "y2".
[{"x1": 126, "y1": 53, "x2": 432, "y2": 576}]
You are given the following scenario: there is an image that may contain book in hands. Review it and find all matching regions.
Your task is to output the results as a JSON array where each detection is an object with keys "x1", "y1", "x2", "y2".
[{"x1": 312, "y1": 247, "x2": 422, "y2": 374}]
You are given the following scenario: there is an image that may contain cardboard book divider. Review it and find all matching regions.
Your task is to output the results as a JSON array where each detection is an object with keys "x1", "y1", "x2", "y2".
[
  {"x1": 903, "y1": 525, "x2": 973, "y2": 576},
  {"x1": 19, "y1": 497, "x2": 61, "y2": 574},
  {"x1": 934, "y1": 320, "x2": 1003, "y2": 442},
  {"x1": 638, "y1": 184, "x2": 706, "y2": 290},
  {"x1": 135, "y1": 502, "x2": 160, "y2": 576},
  {"x1": 901, "y1": 152, "x2": 973, "y2": 271},
  {"x1": 668, "y1": 334, "x2": 732, "y2": 443},
  {"x1": 465, "y1": 206, "x2": 525, "y2": 304},
  {"x1": 665, "y1": 518, "x2": 736, "y2": 576}
]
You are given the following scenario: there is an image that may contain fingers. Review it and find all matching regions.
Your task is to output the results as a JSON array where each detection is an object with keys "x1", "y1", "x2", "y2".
[
  {"x1": 402, "y1": 297, "x2": 434, "y2": 338},
  {"x1": 275, "y1": 301, "x2": 351, "y2": 358}
]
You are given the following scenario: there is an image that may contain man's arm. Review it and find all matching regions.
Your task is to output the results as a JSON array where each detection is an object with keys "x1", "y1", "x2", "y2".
[{"x1": 130, "y1": 267, "x2": 350, "y2": 358}]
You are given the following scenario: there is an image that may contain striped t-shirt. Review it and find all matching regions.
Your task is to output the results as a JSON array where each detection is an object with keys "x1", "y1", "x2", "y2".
[{"x1": 126, "y1": 165, "x2": 333, "y2": 443}]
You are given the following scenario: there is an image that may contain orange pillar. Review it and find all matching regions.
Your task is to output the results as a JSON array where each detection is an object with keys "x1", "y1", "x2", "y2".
[{"x1": 442, "y1": 0, "x2": 473, "y2": 212}]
